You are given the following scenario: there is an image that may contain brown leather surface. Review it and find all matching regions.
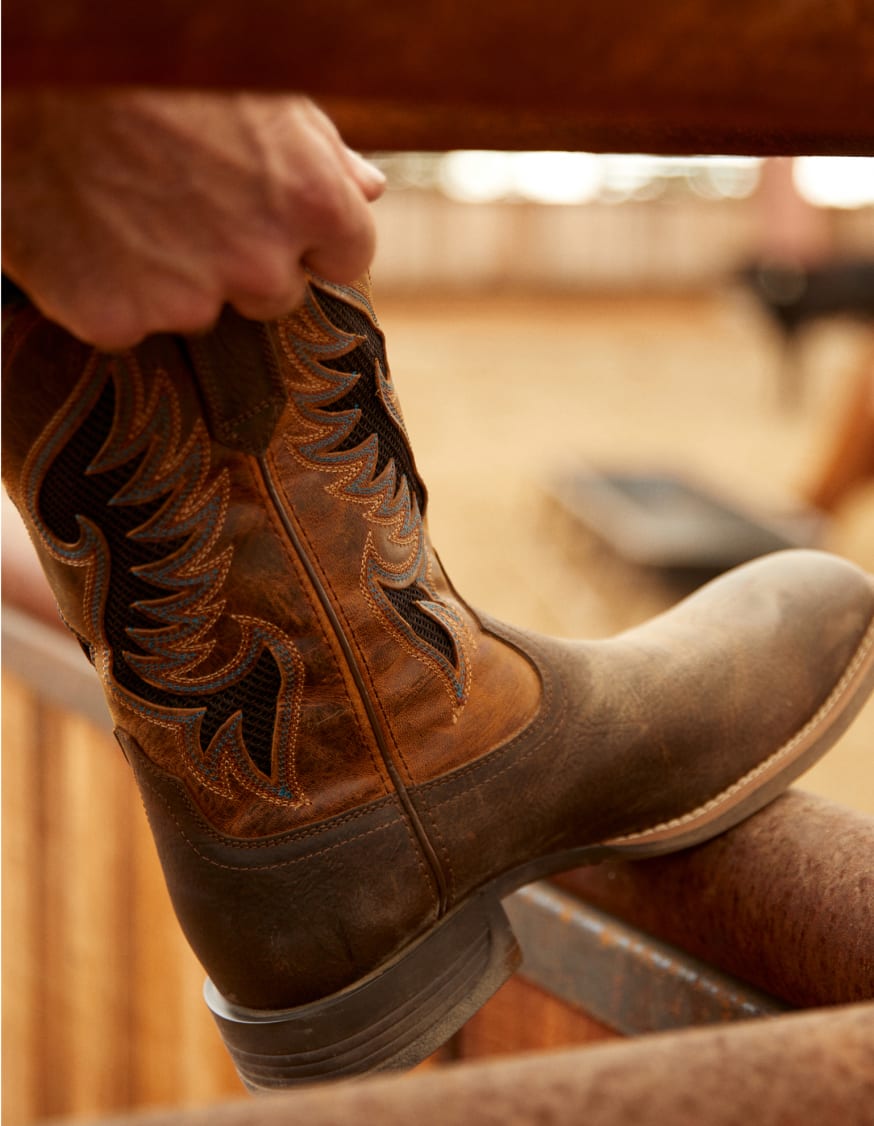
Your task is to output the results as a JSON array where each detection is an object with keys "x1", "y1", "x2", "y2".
[
  {"x1": 2, "y1": 304, "x2": 395, "y2": 837},
  {"x1": 414, "y1": 551, "x2": 874, "y2": 902},
  {"x1": 184, "y1": 307, "x2": 287, "y2": 456},
  {"x1": 265, "y1": 280, "x2": 542, "y2": 793}
]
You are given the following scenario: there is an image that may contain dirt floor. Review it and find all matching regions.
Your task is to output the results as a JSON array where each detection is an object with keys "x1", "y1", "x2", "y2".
[{"x1": 375, "y1": 286, "x2": 874, "y2": 814}]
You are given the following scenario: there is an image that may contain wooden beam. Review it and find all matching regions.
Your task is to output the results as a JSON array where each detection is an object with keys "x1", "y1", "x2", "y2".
[
  {"x1": 4, "y1": 1, "x2": 874, "y2": 154},
  {"x1": 48, "y1": 1004, "x2": 874, "y2": 1126}
]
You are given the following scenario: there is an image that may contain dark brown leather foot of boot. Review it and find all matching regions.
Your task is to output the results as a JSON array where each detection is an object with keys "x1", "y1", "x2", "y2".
[{"x1": 4, "y1": 276, "x2": 874, "y2": 1087}]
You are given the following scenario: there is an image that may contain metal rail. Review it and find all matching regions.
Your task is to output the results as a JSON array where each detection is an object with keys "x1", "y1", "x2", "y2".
[{"x1": 506, "y1": 882, "x2": 785, "y2": 1034}]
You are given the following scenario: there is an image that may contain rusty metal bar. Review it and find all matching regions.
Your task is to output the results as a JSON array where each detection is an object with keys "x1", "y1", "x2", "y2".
[
  {"x1": 55, "y1": 1003, "x2": 874, "y2": 1126},
  {"x1": 4, "y1": 0, "x2": 874, "y2": 154},
  {"x1": 556, "y1": 789, "x2": 874, "y2": 1008},
  {"x1": 506, "y1": 882, "x2": 785, "y2": 1034}
]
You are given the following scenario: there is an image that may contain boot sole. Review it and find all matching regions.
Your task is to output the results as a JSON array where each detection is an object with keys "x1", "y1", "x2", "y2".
[{"x1": 206, "y1": 605, "x2": 874, "y2": 1090}]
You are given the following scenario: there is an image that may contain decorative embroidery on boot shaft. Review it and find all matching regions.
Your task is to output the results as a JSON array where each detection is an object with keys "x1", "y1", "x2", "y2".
[
  {"x1": 24, "y1": 351, "x2": 306, "y2": 806},
  {"x1": 281, "y1": 282, "x2": 472, "y2": 710}
]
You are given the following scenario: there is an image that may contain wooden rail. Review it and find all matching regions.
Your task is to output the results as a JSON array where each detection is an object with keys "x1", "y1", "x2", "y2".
[
  {"x1": 47, "y1": 1004, "x2": 874, "y2": 1126},
  {"x1": 4, "y1": 1, "x2": 874, "y2": 154}
]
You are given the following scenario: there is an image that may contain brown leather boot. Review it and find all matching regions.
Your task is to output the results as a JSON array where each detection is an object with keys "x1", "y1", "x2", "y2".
[{"x1": 4, "y1": 276, "x2": 874, "y2": 1089}]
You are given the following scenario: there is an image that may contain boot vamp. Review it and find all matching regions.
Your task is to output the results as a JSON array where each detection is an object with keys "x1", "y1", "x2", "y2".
[
  {"x1": 414, "y1": 549, "x2": 874, "y2": 901},
  {"x1": 574, "y1": 548, "x2": 873, "y2": 835}
]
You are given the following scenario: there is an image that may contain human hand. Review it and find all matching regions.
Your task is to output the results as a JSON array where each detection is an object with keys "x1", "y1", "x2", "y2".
[{"x1": 2, "y1": 89, "x2": 386, "y2": 349}]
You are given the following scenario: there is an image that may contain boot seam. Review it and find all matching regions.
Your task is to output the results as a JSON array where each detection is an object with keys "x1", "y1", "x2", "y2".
[
  {"x1": 146, "y1": 785, "x2": 407, "y2": 873},
  {"x1": 417, "y1": 622, "x2": 561, "y2": 805},
  {"x1": 284, "y1": 490, "x2": 455, "y2": 907},
  {"x1": 259, "y1": 451, "x2": 447, "y2": 912},
  {"x1": 255, "y1": 459, "x2": 393, "y2": 801},
  {"x1": 362, "y1": 625, "x2": 460, "y2": 905},
  {"x1": 130, "y1": 738, "x2": 414, "y2": 865}
]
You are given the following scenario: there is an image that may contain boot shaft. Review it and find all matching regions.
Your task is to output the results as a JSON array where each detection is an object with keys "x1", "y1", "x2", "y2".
[{"x1": 2, "y1": 277, "x2": 539, "y2": 840}]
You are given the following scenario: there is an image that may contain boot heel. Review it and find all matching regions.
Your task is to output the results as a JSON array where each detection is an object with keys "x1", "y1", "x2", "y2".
[{"x1": 204, "y1": 893, "x2": 521, "y2": 1090}]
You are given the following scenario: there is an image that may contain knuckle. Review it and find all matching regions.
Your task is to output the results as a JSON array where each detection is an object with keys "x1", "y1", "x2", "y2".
[
  {"x1": 294, "y1": 171, "x2": 350, "y2": 230},
  {"x1": 231, "y1": 272, "x2": 306, "y2": 323},
  {"x1": 103, "y1": 286, "x2": 220, "y2": 344},
  {"x1": 76, "y1": 299, "x2": 142, "y2": 352},
  {"x1": 231, "y1": 248, "x2": 291, "y2": 300},
  {"x1": 177, "y1": 291, "x2": 222, "y2": 331},
  {"x1": 221, "y1": 230, "x2": 294, "y2": 293}
]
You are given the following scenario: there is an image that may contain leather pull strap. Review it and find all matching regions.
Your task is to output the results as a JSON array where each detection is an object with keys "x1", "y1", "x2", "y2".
[{"x1": 184, "y1": 306, "x2": 287, "y2": 455}]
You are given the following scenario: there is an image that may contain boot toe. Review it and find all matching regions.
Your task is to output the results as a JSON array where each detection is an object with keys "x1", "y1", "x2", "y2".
[{"x1": 598, "y1": 549, "x2": 874, "y2": 851}]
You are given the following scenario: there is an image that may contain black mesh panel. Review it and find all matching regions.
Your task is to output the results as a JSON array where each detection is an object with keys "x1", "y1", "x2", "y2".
[
  {"x1": 38, "y1": 376, "x2": 280, "y2": 778},
  {"x1": 383, "y1": 584, "x2": 456, "y2": 665},
  {"x1": 310, "y1": 287, "x2": 427, "y2": 515},
  {"x1": 310, "y1": 286, "x2": 460, "y2": 672}
]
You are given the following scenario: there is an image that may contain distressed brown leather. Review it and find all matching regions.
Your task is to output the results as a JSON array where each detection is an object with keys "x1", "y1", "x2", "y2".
[{"x1": 3, "y1": 275, "x2": 874, "y2": 1016}]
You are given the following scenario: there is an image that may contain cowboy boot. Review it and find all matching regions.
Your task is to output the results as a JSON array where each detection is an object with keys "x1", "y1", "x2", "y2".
[{"x1": 3, "y1": 275, "x2": 874, "y2": 1089}]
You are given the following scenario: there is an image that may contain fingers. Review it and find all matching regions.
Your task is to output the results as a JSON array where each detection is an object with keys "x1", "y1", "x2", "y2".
[
  {"x1": 288, "y1": 101, "x2": 382, "y2": 288},
  {"x1": 300, "y1": 181, "x2": 378, "y2": 289},
  {"x1": 229, "y1": 274, "x2": 309, "y2": 324},
  {"x1": 225, "y1": 175, "x2": 377, "y2": 325},
  {"x1": 301, "y1": 100, "x2": 386, "y2": 203},
  {"x1": 42, "y1": 279, "x2": 225, "y2": 351},
  {"x1": 2, "y1": 88, "x2": 384, "y2": 345},
  {"x1": 229, "y1": 210, "x2": 375, "y2": 323},
  {"x1": 230, "y1": 156, "x2": 379, "y2": 315},
  {"x1": 341, "y1": 147, "x2": 387, "y2": 203}
]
